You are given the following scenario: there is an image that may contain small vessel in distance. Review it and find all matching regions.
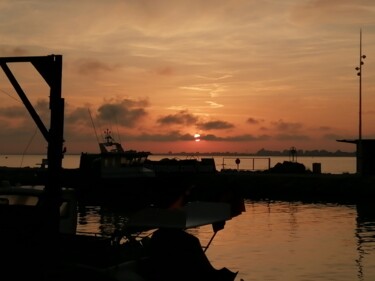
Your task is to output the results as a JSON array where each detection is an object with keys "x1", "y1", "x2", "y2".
[{"x1": 79, "y1": 128, "x2": 155, "y2": 180}]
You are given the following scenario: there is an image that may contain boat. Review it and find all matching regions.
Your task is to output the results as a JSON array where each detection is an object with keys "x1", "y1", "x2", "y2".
[
  {"x1": 79, "y1": 128, "x2": 156, "y2": 180},
  {"x1": 77, "y1": 128, "x2": 217, "y2": 181},
  {"x1": 68, "y1": 128, "x2": 164, "y2": 207},
  {"x1": 62, "y1": 128, "x2": 219, "y2": 207},
  {"x1": 0, "y1": 182, "x2": 244, "y2": 280}
]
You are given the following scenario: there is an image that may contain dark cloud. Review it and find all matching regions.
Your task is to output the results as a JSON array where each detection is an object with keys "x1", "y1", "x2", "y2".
[
  {"x1": 205, "y1": 133, "x2": 265, "y2": 141},
  {"x1": 274, "y1": 134, "x2": 310, "y2": 141},
  {"x1": 65, "y1": 107, "x2": 92, "y2": 124},
  {"x1": 271, "y1": 119, "x2": 303, "y2": 131},
  {"x1": 322, "y1": 133, "x2": 348, "y2": 140},
  {"x1": 0, "y1": 46, "x2": 29, "y2": 56},
  {"x1": 33, "y1": 99, "x2": 50, "y2": 120},
  {"x1": 96, "y1": 98, "x2": 149, "y2": 127},
  {"x1": 0, "y1": 105, "x2": 27, "y2": 118},
  {"x1": 0, "y1": 128, "x2": 42, "y2": 149},
  {"x1": 110, "y1": 131, "x2": 272, "y2": 143},
  {"x1": 197, "y1": 120, "x2": 234, "y2": 130},
  {"x1": 246, "y1": 117, "x2": 263, "y2": 125},
  {"x1": 157, "y1": 110, "x2": 198, "y2": 126},
  {"x1": 76, "y1": 58, "x2": 117, "y2": 75},
  {"x1": 0, "y1": 99, "x2": 49, "y2": 126},
  {"x1": 202, "y1": 133, "x2": 270, "y2": 141},
  {"x1": 131, "y1": 131, "x2": 193, "y2": 142}
]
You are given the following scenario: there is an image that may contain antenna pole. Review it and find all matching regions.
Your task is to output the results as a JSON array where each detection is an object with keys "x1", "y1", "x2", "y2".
[
  {"x1": 359, "y1": 29, "x2": 363, "y2": 141},
  {"x1": 355, "y1": 29, "x2": 366, "y2": 175}
]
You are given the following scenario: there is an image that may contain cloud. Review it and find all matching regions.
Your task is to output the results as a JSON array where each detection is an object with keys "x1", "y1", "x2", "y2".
[
  {"x1": 65, "y1": 106, "x2": 92, "y2": 125},
  {"x1": 157, "y1": 110, "x2": 198, "y2": 126},
  {"x1": 290, "y1": 0, "x2": 375, "y2": 25},
  {"x1": 274, "y1": 134, "x2": 310, "y2": 141},
  {"x1": 0, "y1": 98, "x2": 49, "y2": 127},
  {"x1": 0, "y1": 105, "x2": 27, "y2": 119},
  {"x1": 95, "y1": 98, "x2": 149, "y2": 127},
  {"x1": 246, "y1": 117, "x2": 264, "y2": 125},
  {"x1": 98, "y1": 131, "x2": 272, "y2": 143},
  {"x1": 153, "y1": 66, "x2": 174, "y2": 76},
  {"x1": 180, "y1": 82, "x2": 227, "y2": 98},
  {"x1": 1, "y1": 0, "x2": 374, "y2": 154},
  {"x1": 197, "y1": 120, "x2": 234, "y2": 130},
  {"x1": 130, "y1": 130, "x2": 194, "y2": 142},
  {"x1": 270, "y1": 119, "x2": 303, "y2": 132},
  {"x1": 323, "y1": 133, "x2": 351, "y2": 141},
  {"x1": 205, "y1": 101, "x2": 224, "y2": 108},
  {"x1": 0, "y1": 46, "x2": 29, "y2": 56},
  {"x1": 195, "y1": 74, "x2": 233, "y2": 81},
  {"x1": 75, "y1": 58, "x2": 118, "y2": 76},
  {"x1": 34, "y1": 99, "x2": 49, "y2": 115},
  {"x1": 201, "y1": 133, "x2": 270, "y2": 141}
]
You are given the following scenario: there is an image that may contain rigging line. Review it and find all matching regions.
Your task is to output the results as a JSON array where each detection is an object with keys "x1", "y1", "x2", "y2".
[
  {"x1": 0, "y1": 88, "x2": 21, "y2": 103},
  {"x1": 90, "y1": 110, "x2": 106, "y2": 142},
  {"x1": 114, "y1": 113, "x2": 122, "y2": 145},
  {"x1": 99, "y1": 121, "x2": 107, "y2": 143},
  {"x1": 88, "y1": 108, "x2": 100, "y2": 145},
  {"x1": 20, "y1": 127, "x2": 38, "y2": 167}
]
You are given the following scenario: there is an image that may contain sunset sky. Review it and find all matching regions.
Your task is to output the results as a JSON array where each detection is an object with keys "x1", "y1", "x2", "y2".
[{"x1": 0, "y1": 0, "x2": 375, "y2": 155}]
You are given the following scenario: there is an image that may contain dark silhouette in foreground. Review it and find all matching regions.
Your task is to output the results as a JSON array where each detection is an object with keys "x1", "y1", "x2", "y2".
[
  {"x1": 145, "y1": 227, "x2": 238, "y2": 281},
  {"x1": 139, "y1": 186, "x2": 240, "y2": 281}
]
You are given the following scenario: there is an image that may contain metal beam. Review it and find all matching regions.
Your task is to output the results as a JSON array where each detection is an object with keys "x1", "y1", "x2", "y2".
[
  {"x1": 0, "y1": 54, "x2": 65, "y2": 236},
  {"x1": 0, "y1": 62, "x2": 50, "y2": 140}
]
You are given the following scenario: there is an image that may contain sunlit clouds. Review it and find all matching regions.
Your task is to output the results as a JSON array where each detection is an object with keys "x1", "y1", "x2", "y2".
[{"x1": 0, "y1": 0, "x2": 375, "y2": 154}]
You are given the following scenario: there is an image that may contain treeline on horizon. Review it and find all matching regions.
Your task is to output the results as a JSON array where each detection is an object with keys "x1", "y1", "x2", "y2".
[{"x1": 159, "y1": 148, "x2": 356, "y2": 157}]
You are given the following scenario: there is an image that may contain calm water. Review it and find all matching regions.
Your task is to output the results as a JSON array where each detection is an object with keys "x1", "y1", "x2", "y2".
[
  {"x1": 2, "y1": 154, "x2": 373, "y2": 280},
  {"x1": 0, "y1": 154, "x2": 356, "y2": 174},
  {"x1": 77, "y1": 200, "x2": 375, "y2": 281}
]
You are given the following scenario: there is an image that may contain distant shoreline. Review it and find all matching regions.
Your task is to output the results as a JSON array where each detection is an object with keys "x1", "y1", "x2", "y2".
[
  {"x1": 1, "y1": 151, "x2": 356, "y2": 157},
  {"x1": 150, "y1": 151, "x2": 356, "y2": 157}
]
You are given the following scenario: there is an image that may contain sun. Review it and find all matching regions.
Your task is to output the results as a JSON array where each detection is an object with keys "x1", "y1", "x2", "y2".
[{"x1": 194, "y1": 133, "x2": 201, "y2": 142}]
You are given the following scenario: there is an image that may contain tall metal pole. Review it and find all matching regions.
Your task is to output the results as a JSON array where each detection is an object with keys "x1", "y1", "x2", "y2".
[
  {"x1": 359, "y1": 29, "x2": 363, "y2": 141},
  {"x1": 355, "y1": 29, "x2": 366, "y2": 175}
]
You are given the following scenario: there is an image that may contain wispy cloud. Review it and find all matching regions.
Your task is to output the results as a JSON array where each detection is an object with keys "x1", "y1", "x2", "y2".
[{"x1": 0, "y1": 0, "x2": 374, "y2": 153}]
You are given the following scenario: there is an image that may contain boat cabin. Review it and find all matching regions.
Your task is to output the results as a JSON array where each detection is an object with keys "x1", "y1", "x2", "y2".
[{"x1": 79, "y1": 129, "x2": 155, "y2": 179}]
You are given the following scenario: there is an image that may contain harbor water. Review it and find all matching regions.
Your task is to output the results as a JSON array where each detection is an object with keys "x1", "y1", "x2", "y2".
[
  {"x1": 2, "y1": 154, "x2": 372, "y2": 280},
  {"x1": 77, "y1": 200, "x2": 375, "y2": 281}
]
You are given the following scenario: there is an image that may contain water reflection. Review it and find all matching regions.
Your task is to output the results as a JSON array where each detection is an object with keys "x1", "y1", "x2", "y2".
[
  {"x1": 77, "y1": 201, "x2": 375, "y2": 281},
  {"x1": 77, "y1": 205, "x2": 133, "y2": 235},
  {"x1": 356, "y1": 201, "x2": 375, "y2": 281}
]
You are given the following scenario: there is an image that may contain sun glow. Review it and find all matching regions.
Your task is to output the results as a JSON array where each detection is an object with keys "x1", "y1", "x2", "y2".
[{"x1": 194, "y1": 133, "x2": 201, "y2": 142}]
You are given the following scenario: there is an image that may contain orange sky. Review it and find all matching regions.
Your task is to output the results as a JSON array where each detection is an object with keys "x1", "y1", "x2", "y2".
[{"x1": 0, "y1": 1, "x2": 375, "y2": 154}]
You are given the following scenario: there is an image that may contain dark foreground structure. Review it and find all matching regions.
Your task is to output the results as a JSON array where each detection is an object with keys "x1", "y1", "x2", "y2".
[
  {"x1": 0, "y1": 54, "x2": 246, "y2": 281},
  {"x1": 2, "y1": 159, "x2": 375, "y2": 207}
]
